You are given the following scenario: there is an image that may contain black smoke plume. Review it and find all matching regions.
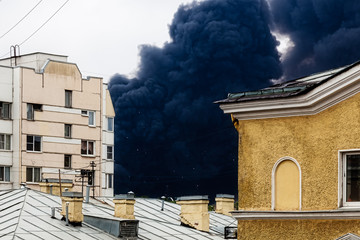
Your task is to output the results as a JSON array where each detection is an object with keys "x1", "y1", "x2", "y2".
[
  {"x1": 109, "y1": 0, "x2": 282, "y2": 199},
  {"x1": 270, "y1": 0, "x2": 360, "y2": 80}
]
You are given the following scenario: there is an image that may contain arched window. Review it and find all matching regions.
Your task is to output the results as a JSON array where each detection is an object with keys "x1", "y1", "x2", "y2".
[{"x1": 272, "y1": 157, "x2": 301, "y2": 210}]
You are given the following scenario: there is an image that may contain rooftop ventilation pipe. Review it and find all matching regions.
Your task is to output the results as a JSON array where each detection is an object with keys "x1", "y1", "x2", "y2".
[{"x1": 161, "y1": 196, "x2": 166, "y2": 211}]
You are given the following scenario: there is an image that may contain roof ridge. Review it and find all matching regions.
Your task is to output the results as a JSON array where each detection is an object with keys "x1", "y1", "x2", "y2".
[{"x1": 12, "y1": 189, "x2": 28, "y2": 239}]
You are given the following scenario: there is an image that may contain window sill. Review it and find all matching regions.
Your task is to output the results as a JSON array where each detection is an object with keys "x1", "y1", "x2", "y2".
[
  {"x1": 26, "y1": 151, "x2": 42, "y2": 153},
  {"x1": 338, "y1": 206, "x2": 360, "y2": 210},
  {"x1": 0, "y1": 118, "x2": 12, "y2": 121},
  {"x1": 0, "y1": 181, "x2": 12, "y2": 184},
  {"x1": 0, "y1": 149, "x2": 12, "y2": 152},
  {"x1": 88, "y1": 125, "x2": 96, "y2": 128},
  {"x1": 25, "y1": 182, "x2": 41, "y2": 185},
  {"x1": 81, "y1": 154, "x2": 95, "y2": 158}
]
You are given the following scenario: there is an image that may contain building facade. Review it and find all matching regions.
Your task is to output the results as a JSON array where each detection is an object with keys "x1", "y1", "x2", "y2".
[
  {"x1": 218, "y1": 62, "x2": 360, "y2": 239},
  {"x1": 0, "y1": 52, "x2": 114, "y2": 196}
]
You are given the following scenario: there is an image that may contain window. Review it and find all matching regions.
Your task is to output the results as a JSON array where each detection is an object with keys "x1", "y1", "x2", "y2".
[
  {"x1": 343, "y1": 153, "x2": 360, "y2": 206},
  {"x1": 107, "y1": 145, "x2": 113, "y2": 160},
  {"x1": 65, "y1": 90, "x2": 72, "y2": 108},
  {"x1": 27, "y1": 135, "x2": 41, "y2": 152},
  {"x1": 64, "y1": 155, "x2": 71, "y2": 169},
  {"x1": 81, "y1": 140, "x2": 94, "y2": 155},
  {"x1": 0, "y1": 102, "x2": 11, "y2": 119},
  {"x1": 0, "y1": 166, "x2": 10, "y2": 181},
  {"x1": 107, "y1": 117, "x2": 114, "y2": 132},
  {"x1": 27, "y1": 104, "x2": 33, "y2": 120},
  {"x1": 88, "y1": 111, "x2": 95, "y2": 126},
  {"x1": 81, "y1": 110, "x2": 88, "y2": 116},
  {"x1": 27, "y1": 103, "x2": 42, "y2": 120},
  {"x1": 64, "y1": 124, "x2": 72, "y2": 138},
  {"x1": 107, "y1": 174, "x2": 113, "y2": 188},
  {"x1": 26, "y1": 167, "x2": 41, "y2": 182},
  {"x1": 0, "y1": 134, "x2": 11, "y2": 150}
]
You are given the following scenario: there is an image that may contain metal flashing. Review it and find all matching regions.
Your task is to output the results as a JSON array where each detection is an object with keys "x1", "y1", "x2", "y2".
[
  {"x1": 176, "y1": 195, "x2": 209, "y2": 201},
  {"x1": 216, "y1": 194, "x2": 234, "y2": 199}
]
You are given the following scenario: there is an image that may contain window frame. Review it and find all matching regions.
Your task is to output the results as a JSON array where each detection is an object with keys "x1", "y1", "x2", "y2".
[
  {"x1": 107, "y1": 117, "x2": 114, "y2": 132},
  {"x1": 0, "y1": 166, "x2": 10, "y2": 182},
  {"x1": 26, "y1": 167, "x2": 41, "y2": 182},
  {"x1": 27, "y1": 103, "x2": 34, "y2": 120},
  {"x1": 65, "y1": 90, "x2": 72, "y2": 108},
  {"x1": 107, "y1": 173, "x2": 113, "y2": 188},
  {"x1": 81, "y1": 140, "x2": 95, "y2": 156},
  {"x1": 27, "y1": 103, "x2": 42, "y2": 120},
  {"x1": 0, "y1": 134, "x2": 11, "y2": 150},
  {"x1": 88, "y1": 111, "x2": 95, "y2": 127},
  {"x1": 64, "y1": 124, "x2": 72, "y2": 138},
  {"x1": 340, "y1": 151, "x2": 360, "y2": 207},
  {"x1": 106, "y1": 145, "x2": 114, "y2": 160},
  {"x1": 0, "y1": 102, "x2": 11, "y2": 119},
  {"x1": 26, "y1": 135, "x2": 42, "y2": 152},
  {"x1": 64, "y1": 155, "x2": 72, "y2": 169}
]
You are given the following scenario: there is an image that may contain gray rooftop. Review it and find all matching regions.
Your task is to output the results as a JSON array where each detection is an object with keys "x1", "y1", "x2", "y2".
[
  {"x1": 216, "y1": 61, "x2": 360, "y2": 104},
  {"x1": 0, "y1": 188, "x2": 236, "y2": 240}
]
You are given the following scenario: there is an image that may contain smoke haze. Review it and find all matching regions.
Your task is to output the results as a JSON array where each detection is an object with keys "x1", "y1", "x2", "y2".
[{"x1": 109, "y1": 0, "x2": 360, "y2": 198}]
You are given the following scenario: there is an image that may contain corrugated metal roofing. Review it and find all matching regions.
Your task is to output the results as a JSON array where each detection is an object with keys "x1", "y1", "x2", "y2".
[
  {"x1": 0, "y1": 189, "x2": 236, "y2": 240},
  {"x1": 216, "y1": 61, "x2": 360, "y2": 104}
]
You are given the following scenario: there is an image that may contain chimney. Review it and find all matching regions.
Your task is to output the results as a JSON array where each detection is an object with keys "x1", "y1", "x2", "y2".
[
  {"x1": 39, "y1": 178, "x2": 73, "y2": 196},
  {"x1": 113, "y1": 192, "x2": 136, "y2": 219},
  {"x1": 215, "y1": 194, "x2": 235, "y2": 216},
  {"x1": 60, "y1": 192, "x2": 83, "y2": 225},
  {"x1": 176, "y1": 195, "x2": 209, "y2": 232}
]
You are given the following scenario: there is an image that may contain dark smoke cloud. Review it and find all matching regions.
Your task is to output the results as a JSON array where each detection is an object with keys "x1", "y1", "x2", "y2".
[
  {"x1": 269, "y1": 0, "x2": 360, "y2": 80},
  {"x1": 109, "y1": 0, "x2": 282, "y2": 198}
]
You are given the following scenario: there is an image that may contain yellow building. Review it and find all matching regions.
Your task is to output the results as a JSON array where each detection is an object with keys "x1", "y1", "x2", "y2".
[
  {"x1": 217, "y1": 61, "x2": 360, "y2": 239},
  {"x1": 0, "y1": 52, "x2": 115, "y2": 196}
]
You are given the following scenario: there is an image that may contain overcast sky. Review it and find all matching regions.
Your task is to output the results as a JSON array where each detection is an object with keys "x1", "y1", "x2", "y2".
[{"x1": 0, "y1": 0, "x2": 197, "y2": 82}]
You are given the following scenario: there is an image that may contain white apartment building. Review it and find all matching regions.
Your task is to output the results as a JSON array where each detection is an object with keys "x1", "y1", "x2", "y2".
[{"x1": 0, "y1": 52, "x2": 115, "y2": 196}]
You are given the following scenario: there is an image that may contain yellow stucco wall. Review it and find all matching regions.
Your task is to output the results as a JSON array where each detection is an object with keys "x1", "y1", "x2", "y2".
[
  {"x1": 237, "y1": 92, "x2": 360, "y2": 211},
  {"x1": 233, "y1": 91, "x2": 360, "y2": 239},
  {"x1": 238, "y1": 219, "x2": 360, "y2": 240}
]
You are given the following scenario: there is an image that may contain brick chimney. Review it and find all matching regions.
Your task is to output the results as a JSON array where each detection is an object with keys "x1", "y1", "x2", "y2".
[
  {"x1": 176, "y1": 195, "x2": 209, "y2": 232},
  {"x1": 39, "y1": 178, "x2": 73, "y2": 196},
  {"x1": 60, "y1": 192, "x2": 83, "y2": 225},
  {"x1": 215, "y1": 194, "x2": 235, "y2": 216},
  {"x1": 113, "y1": 192, "x2": 136, "y2": 219}
]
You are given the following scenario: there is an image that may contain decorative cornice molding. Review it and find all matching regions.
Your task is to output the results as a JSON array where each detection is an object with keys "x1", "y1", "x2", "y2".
[
  {"x1": 219, "y1": 65, "x2": 360, "y2": 120},
  {"x1": 231, "y1": 209, "x2": 360, "y2": 220}
]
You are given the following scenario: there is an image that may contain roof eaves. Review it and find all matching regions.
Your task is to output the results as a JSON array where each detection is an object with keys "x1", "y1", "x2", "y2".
[{"x1": 216, "y1": 60, "x2": 360, "y2": 105}]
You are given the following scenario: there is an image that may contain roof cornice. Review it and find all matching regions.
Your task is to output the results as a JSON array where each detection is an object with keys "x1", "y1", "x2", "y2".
[{"x1": 219, "y1": 64, "x2": 360, "y2": 120}]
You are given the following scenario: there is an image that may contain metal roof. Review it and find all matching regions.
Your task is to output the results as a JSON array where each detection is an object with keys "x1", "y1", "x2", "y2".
[
  {"x1": 98, "y1": 196, "x2": 236, "y2": 240},
  {"x1": 216, "y1": 61, "x2": 360, "y2": 104},
  {"x1": 0, "y1": 188, "x2": 236, "y2": 240}
]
